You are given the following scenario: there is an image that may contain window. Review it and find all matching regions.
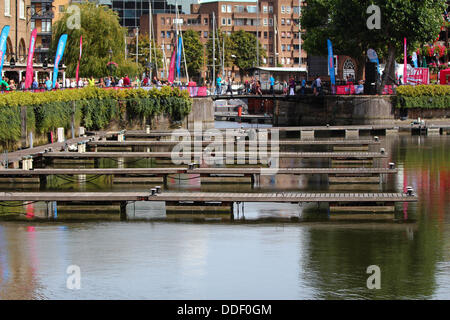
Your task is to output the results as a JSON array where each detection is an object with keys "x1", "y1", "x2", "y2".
[
  {"x1": 343, "y1": 58, "x2": 355, "y2": 79},
  {"x1": 269, "y1": 18, "x2": 273, "y2": 26},
  {"x1": 227, "y1": 5, "x2": 232, "y2": 13},
  {"x1": 281, "y1": 6, "x2": 285, "y2": 14},
  {"x1": 19, "y1": 0, "x2": 25, "y2": 18},
  {"x1": 287, "y1": 32, "x2": 291, "y2": 38},
  {"x1": 235, "y1": 19, "x2": 245, "y2": 26},
  {"x1": 161, "y1": 31, "x2": 165, "y2": 38},
  {"x1": 161, "y1": 18, "x2": 165, "y2": 25},
  {"x1": 42, "y1": 20, "x2": 51, "y2": 32},
  {"x1": 286, "y1": 58, "x2": 291, "y2": 64},
  {"x1": 263, "y1": 18, "x2": 268, "y2": 26},
  {"x1": 281, "y1": 58, "x2": 285, "y2": 65},
  {"x1": 269, "y1": 6, "x2": 273, "y2": 13},
  {"x1": 235, "y1": 5, "x2": 244, "y2": 13},
  {"x1": 166, "y1": 18, "x2": 170, "y2": 25},
  {"x1": 204, "y1": 18, "x2": 208, "y2": 25},
  {"x1": 263, "y1": 6, "x2": 267, "y2": 13},
  {"x1": 222, "y1": 18, "x2": 226, "y2": 26},
  {"x1": 286, "y1": 19, "x2": 290, "y2": 25},
  {"x1": 263, "y1": 44, "x2": 267, "y2": 50},
  {"x1": 281, "y1": 44, "x2": 285, "y2": 51},
  {"x1": 222, "y1": 5, "x2": 226, "y2": 13},
  {"x1": 281, "y1": 18, "x2": 285, "y2": 25},
  {"x1": 287, "y1": 44, "x2": 291, "y2": 51},
  {"x1": 264, "y1": 31, "x2": 267, "y2": 39},
  {"x1": 30, "y1": 20, "x2": 35, "y2": 32},
  {"x1": 269, "y1": 31, "x2": 273, "y2": 39},
  {"x1": 228, "y1": 18, "x2": 232, "y2": 25},
  {"x1": 281, "y1": 32, "x2": 285, "y2": 38},
  {"x1": 166, "y1": 45, "x2": 170, "y2": 50},
  {"x1": 58, "y1": 5, "x2": 65, "y2": 13},
  {"x1": 204, "y1": 31, "x2": 208, "y2": 38},
  {"x1": 166, "y1": 31, "x2": 171, "y2": 38},
  {"x1": 4, "y1": 0, "x2": 10, "y2": 16},
  {"x1": 247, "y1": 6, "x2": 257, "y2": 13},
  {"x1": 293, "y1": 7, "x2": 300, "y2": 14},
  {"x1": 286, "y1": 6, "x2": 291, "y2": 14}
]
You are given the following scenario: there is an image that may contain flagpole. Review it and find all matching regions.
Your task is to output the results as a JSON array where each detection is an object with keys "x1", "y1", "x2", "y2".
[{"x1": 212, "y1": 12, "x2": 215, "y2": 94}]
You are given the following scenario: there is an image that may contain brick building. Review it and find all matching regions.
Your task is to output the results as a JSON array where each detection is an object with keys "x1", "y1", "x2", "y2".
[{"x1": 140, "y1": 0, "x2": 307, "y2": 80}]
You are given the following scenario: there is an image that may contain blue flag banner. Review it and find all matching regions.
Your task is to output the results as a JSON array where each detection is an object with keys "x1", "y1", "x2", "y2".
[
  {"x1": 412, "y1": 52, "x2": 418, "y2": 68},
  {"x1": 52, "y1": 34, "x2": 68, "y2": 88},
  {"x1": 176, "y1": 35, "x2": 182, "y2": 80},
  {"x1": 327, "y1": 39, "x2": 335, "y2": 86},
  {"x1": 0, "y1": 25, "x2": 11, "y2": 77},
  {"x1": 367, "y1": 48, "x2": 381, "y2": 74}
]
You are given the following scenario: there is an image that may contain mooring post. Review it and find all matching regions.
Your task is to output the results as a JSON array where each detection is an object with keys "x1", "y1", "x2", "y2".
[
  {"x1": 29, "y1": 132, "x2": 33, "y2": 149},
  {"x1": 119, "y1": 202, "x2": 127, "y2": 221}
]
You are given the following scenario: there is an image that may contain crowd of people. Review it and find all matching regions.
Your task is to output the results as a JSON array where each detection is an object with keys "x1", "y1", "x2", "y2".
[
  {"x1": 214, "y1": 73, "x2": 323, "y2": 96},
  {"x1": 0, "y1": 72, "x2": 327, "y2": 96},
  {"x1": 0, "y1": 74, "x2": 178, "y2": 92}
]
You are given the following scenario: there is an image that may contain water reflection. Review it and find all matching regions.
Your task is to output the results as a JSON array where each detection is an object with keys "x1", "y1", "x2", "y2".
[{"x1": 0, "y1": 134, "x2": 449, "y2": 299}]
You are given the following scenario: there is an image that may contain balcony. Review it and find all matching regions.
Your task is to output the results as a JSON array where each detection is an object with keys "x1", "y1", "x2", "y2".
[
  {"x1": 30, "y1": 12, "x2": 54, "y2": 20},
  {"x1": 37, "y1": 31, "x2": 52, "y2": 36}
]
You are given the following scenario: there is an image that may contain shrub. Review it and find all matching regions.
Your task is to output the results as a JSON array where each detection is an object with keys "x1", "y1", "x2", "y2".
[
  {"x1": 0, "y1": 87, "x2": 192, "y2": 149},
  {"x1": 393, "y1": 85, "x2": 450, "y2": 109}
]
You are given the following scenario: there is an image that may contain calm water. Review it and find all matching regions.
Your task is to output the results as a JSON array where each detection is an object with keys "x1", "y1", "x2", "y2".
[{"x1": 0, "y1": 132, "x2": 449, "y2": 299}]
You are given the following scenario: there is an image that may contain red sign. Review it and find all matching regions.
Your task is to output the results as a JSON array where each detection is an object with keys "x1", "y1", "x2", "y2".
[{"x1": 407, "y1": 68, "x2": 429, "y2": 85}]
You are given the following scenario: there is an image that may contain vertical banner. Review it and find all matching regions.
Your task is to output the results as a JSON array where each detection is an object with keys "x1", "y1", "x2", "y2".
[
  {"x1": 0, "y1": 25, "x2": 11, "y2": 77},
  {"x1": 176, "y1": 35, "x2": 182, "y2": 80},
  {"x1": 52, "y1": 34, "x2": 68, "y2": 89},
  {"x1": 24, "y1": 29, "x2": 38, "y2": 89},
  {"x1": 327, "y1": 39, "x2": 335, "y2": 93},
  {"x1": 403, "y1": 38, "x2": 407, "y2": 83},
  {"x1": 411, "y1": 52, "x2": 418, "y2": 68},
  {"x1": 367, "y1": 48, "x2": 380, "y2": 74},
  {"x1": 75, "y1": 35, "x2": 82, "y2": 84},
  {"x1": 168, "y1": 39, "x2": 177, "y2": 83}
]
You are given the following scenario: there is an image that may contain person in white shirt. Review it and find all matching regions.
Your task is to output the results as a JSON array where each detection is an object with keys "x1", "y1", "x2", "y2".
[
  {"x1": 78, "y1": 79, "x2": 84, "y2": 88},
  {"x1": 65, "y1": 78, "x2": 71, "y2": 88},
  {"x1": 118, "y1": 78, "x2": 124, "y2": 87}
]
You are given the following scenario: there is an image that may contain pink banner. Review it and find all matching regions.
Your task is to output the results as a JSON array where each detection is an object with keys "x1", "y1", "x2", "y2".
[
  {"x1": 403, "y1": 38, "x2": 407, "y2": 82},
  {"x1": 24, "y1": 29, "x2": 37, "y2": 89},
  {"x1": 75, "y1": 36, "x2": 82, "y2": 83},
  {"x1": 407, "y1": 68, "x2": 429, "y2": 85},
  {"x1": 168, "y1": 40, "x2": 177, "y2": 83}
]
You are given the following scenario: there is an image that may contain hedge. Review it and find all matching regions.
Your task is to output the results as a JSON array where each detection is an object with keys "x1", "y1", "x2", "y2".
[
  {"x1": 0, "y1": 87, "x2": 192, "y2": 149},
  {"x1": 394, "y1": 85, "x2": 450, "y2": 109}
]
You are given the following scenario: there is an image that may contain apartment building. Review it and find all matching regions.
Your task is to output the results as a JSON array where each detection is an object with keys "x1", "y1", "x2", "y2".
[{"x1": 140, "y1": 0, "x2": 306, "y2": 80}]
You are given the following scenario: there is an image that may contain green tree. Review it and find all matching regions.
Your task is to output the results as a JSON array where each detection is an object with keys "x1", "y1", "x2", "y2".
[
  {"x1": 230, "y1": 30, "x2": 266, "y2": 80},
  {"x1": 301, "y1": 0, "x2": 445, "y2": 90},
  {"x1": 182, "y1": 30, "x2": 204, "y2": 80},
  {"x1": 52, "y1": 2, "x2": 141, "y2": 78}
]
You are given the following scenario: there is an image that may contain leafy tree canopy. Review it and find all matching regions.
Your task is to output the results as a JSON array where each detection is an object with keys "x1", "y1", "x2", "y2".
[
  {"x1": 52, "y1": 2, "x2": 141, "y2": 78},
  {"x1": 301, "y1": 0, "x2": 446, "y2": 84}
]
